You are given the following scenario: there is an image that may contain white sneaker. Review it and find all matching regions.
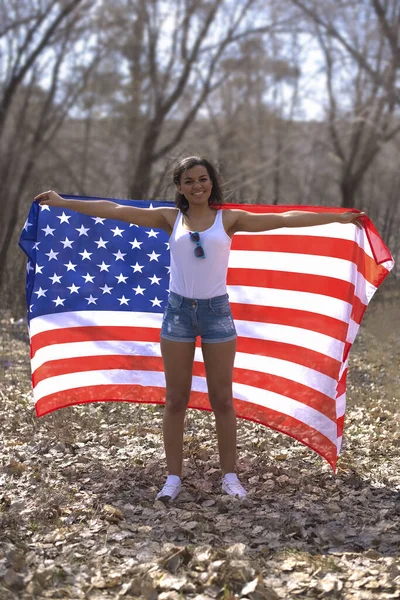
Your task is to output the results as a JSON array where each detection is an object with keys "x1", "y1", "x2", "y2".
[
  {"x1": 156, "y1": 475, "x2": 182, "y2": 502},
  {"x1": 222, "y1": 473, "x2": 247, "y2": 498}
]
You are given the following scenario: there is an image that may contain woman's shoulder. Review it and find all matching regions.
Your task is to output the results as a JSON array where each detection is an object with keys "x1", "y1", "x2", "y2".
[
  {"x1": 221, "y1": 207, "x2": 241, "y2": 235},
  {"x1": 161, "y1": 206, "x2": 179, "y2": 229}
]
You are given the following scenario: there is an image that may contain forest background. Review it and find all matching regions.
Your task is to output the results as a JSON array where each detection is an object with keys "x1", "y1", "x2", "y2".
[
  {"x1": 1, "y1": 2, "x2": 400, "y2": 598},
  {"x1": 0, "y1": 0, "x2": 399, "y2": 312}
]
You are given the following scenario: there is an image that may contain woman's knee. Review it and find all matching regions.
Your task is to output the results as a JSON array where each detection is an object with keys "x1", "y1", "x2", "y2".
[
  {"x1": 165, "y1": 392, "x2": 190, "y2": 414},
  {"x1": 209, "y1": 390, "x2": 234, "y2": 415}
]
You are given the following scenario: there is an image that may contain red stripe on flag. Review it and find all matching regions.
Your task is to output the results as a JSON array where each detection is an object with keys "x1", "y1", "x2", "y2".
[
  {"x1": 236, "y1": 337, "x2": 341, "y2": 379},
  {"x1": 231, "y1": 304, "x2": 349, "y2": 340},
  {"x1": 351, "y1": 296, "x2": 368, "y2": 324},
  {"x1": 337, "y1": 415, "x2": 345, "y2": 438},
  {"x1": 32, "y1": 355, "x2": 165, "y2": 386},
  {"x1": 32, "y1": 331, "x2": 341, "y2": 383},
  {"x1": 228, "y1": 269, "x2": 355, "y2": 302},
  {"x1": 32, "y1": 355, "x2": 337, "y2": 421},
  {"x1": 232, "y1": 234, "x2": 390, "y2": 287},
  {"x1": 336, "y1": 368, "x2": 347, "y2": 400},
  {"x1": 35, "y1": 385, "x2": 338, "y2": 470},
  {"x1": 232, "y1": 366, "x2": 337, "y2": 421},
  {"x1": 232, "y1": 234, "x2": 360, "y2": 261},
  {"x1": 31, "y1": 326, "x2": 161, "y2": 358}
]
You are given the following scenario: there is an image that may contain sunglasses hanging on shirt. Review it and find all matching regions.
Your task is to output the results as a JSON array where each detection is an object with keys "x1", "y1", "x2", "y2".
[{"x1": 189, "y1": 231, "x2": 205, "y2": 258}]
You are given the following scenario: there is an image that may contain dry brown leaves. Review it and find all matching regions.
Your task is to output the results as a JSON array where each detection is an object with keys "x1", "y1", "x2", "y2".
[{"x1": 0, "y1": 282, "x2": 399, "y2": 599}]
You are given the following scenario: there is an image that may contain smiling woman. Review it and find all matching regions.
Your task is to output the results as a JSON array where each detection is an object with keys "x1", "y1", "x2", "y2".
[
  {"x1": 173, "y1": 156, "x2": 223, "y2": 214},
  {"x1": 33, "y1": 155, "x2": 368, "y2": 504}
]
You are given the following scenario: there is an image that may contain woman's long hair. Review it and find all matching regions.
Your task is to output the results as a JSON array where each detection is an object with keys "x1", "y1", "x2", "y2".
[{"x1": 173, "y1": 156, "x2": 223, "y2": 214}]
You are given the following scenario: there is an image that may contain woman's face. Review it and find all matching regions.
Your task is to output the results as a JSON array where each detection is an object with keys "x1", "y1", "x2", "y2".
[{"x1": 177, "y1": 165, "x2": 213, "y2": 205}]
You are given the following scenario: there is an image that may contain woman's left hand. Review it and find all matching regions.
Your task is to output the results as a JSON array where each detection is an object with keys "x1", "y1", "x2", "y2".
[{"x1": 339, "y1": 211, "x2": 366, "y2": 229}]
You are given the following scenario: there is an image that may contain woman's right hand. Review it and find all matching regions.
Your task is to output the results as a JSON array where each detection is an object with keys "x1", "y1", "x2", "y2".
[{"x1": 34, "y1": 190, "x2": 65, "y2": 207}]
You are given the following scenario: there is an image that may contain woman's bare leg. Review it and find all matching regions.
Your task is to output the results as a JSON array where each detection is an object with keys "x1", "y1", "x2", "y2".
[
  {"x1": 201, "y1": 338, "x2": 237, "y2": 474},
  {"x1": 160, "y1": 338, "x2": 196, "y2": 476}
]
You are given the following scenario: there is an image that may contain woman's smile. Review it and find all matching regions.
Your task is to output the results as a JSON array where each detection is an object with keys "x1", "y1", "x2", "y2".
[{"x1": 178, "y1": 165, "x2": 213, "y2": 203}]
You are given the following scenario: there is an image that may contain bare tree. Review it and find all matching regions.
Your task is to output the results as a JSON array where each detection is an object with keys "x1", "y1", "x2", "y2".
[
  {"x1": 289, "y1": 0, "x2": 400, "y2": 106},
  {"x1": 285, "y1": 0, "x2": 400, "y2": 207},
  {"x1": 98, "y1": 0, "x2": 292, "y2": 200},
  {"x1": 0, "y1": 0, "x2": 98, "y2": 287},
  {"x1": 317, "y1": 25, "x2": 400, "y2": 207}
]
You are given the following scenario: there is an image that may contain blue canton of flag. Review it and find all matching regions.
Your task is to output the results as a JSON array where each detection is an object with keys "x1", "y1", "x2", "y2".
[{"x1": 19, "y1": 196, "x2": 172, "y2": 321}]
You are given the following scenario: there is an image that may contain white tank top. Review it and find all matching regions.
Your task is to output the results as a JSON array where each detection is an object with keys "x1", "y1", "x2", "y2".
[{"x1": 169, "y1": 209, "x2": 232, "y2": 299}]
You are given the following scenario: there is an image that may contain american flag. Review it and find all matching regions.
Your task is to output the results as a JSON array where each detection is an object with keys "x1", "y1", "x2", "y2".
[{"x1": 19, "y1": 196, "x2": 394, "y2": 471}]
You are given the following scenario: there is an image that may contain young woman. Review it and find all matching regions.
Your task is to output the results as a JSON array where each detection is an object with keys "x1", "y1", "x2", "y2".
[{"x1": 34, "y1": 156, "x2": 365, "y2": 501}]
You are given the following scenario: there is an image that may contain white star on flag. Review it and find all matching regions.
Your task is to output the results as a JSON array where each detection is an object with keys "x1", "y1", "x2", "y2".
[
  {"x1": 131, "y1": 262, "x2": 144, "y2": 272},
  {"x1": 61, "y1": 238, "x2": 74, "y2": 249},
  {"x1": 42, "y1": 225, "x2": 55, "y2": 236},
  {"x1": 147, "y1": 251, "x2": 160, "y2": 262},
  {"x1": 67, "y1": 284, "x2": 80, "y2": 294},
  {"x1": 45, "y1": 249, "x2": 59, "y2": 261},
  {"x1": 100, "y1": 284, "x2": 113, "y2": 294},
  {"x1": 79, "y1": 249, "x2": 92, "y2": 260},
  {"x1": 76, "y1": 225, "x2": 90, "y2": 236},
  {"x1": 85, "y1": 295, "x2": 98, "y2": 305},
  {"x1": 146, "y1": 229, "x2": 159, "y2": 238},
  {"x1": 113, "y1": 250, "x2": 126, "y2": 261},
  {"x1": 64, "y1": 261, "x2": 77, "y2": 271},
  {"x1": 150, "y1": 297, "x2": 162, "y2": 307},
  {"x1": 115, "y1": 273, "x2": 128, "y2": 284},
  {"x1": 23, "y1": 219, "x2": 32, "y2": 231},
  {"x1": 92, "y1": 217, "x2": 106, "y2": 224},
  {"x1": 82, "y1": 273, "x2": 95, "y2": 283},
  {"x1": 95, "y1": 238, "x2": 108, "y2": 248},
  {"x1": 117, "y1": 295, "x2": 130, "y2": 305},
  {"x1": 35, "y1": 264, "x2": 44, "y2": 274},
  {"x1": 40, "y1": 204, "x2": 50, "y2": 211},
  {"x1": 111, "y1": 226, "x2": 124, "y2": 237},
  {"x1": 57, "y1": 212, "x2": 71, "y2": 224},
  {"x1": 32, "y1": 242, "x2": 40, "y2": 250},
  {"x1": 34, "y1": 287, "x2": 48, "y2": 298},
  {"x1": 97, "y1": 262, "x2": 110, "y2": 272},
  {"x1": 129, "y1": 239, "x2": 142, "y2": 249},
  {"x1": 53, "y1": 296, "x2": 66, "y2": 306},
  {"x1": 49, "y1": 273, "x2": 62, "y2": 284},
  {"x1": 148, "y1": 274, "x2": 161, "y2": 285},
  {"x1": 26, "y1": 262, "x2": 34, "y2": 274},
  {"x1": 133, "y1": 285, "x2": 145, "y2": 295}
]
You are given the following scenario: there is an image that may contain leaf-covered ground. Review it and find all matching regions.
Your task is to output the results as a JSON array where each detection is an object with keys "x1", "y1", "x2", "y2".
[{"x1": 1, "y1": 283, "x2": 399, "y2": 599}]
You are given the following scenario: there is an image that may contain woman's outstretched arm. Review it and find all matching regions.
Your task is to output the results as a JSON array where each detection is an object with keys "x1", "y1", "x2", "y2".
[
  {"x1": 228, "y1": 208, "x2": 366, "y2": 234},
  {"x1": 34, "y1": 190, "x2": 174, "y2": 231}
]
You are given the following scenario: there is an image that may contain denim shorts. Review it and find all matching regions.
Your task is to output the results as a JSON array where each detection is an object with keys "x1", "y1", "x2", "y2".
[{"x1": 160, "y1": 291, "x2": 237, "y2": 343}]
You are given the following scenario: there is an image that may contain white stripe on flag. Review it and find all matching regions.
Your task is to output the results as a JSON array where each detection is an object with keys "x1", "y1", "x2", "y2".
[
  {"x1": 336, "y1": 393, "x2": 346, "y2": 418},
  {"x1": 30, "y1": 313, "x2": 345, "y2": 360},
  {"x1": 228, "y1": 286, "x2": 353, "y2": 321},
  {"x1": 229, "y1": 251, "x2": 365, "y2": 282},
  {"x1": 32, "y1": 342, "x2": 337, "y2": 398},
  {"x1": 29, "y1": 311, "x2": 164, "y2": 336},
  {"x1": 237, "y1": 225, "x2": 374, "y2": 257},
  {"x1": 234, "y1": 320, "x2": 344, "y2": 359},
  {"x1": 231, "y1": 381, "x2": 337, "y2": 444},
  {"x1": 33, "y1": 370, "x2": 337, "y2": 443}
]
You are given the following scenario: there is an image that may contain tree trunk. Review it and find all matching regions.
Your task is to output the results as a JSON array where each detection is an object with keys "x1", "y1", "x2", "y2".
[
  {"x1": 128, "y1": 120, "x2": 163, "y2": 199},
  {"x1": 340, "y1": 178, "x2": 357, "y2": 209}
]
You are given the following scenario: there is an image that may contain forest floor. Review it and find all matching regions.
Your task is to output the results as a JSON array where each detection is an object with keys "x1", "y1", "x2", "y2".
[{"x1": 0, "y1": 281, "x2": 399, "y2": 600}]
